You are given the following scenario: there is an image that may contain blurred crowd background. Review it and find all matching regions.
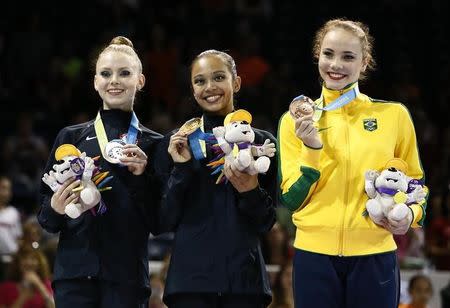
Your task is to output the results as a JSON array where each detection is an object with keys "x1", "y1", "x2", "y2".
[{"x1": 1, "y1": 1, "x2": 449, "y2": 307}]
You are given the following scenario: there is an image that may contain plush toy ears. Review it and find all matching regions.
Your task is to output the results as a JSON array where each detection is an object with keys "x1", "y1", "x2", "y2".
[
  {"x1": 224, "y1": 109, "x2": 252, "y2": 126},
  {"x1": 384, "y1": 158, "x2": 408, "y2": 174},
  {"x1": 55, "y1": 144, "x2": 81, "y2": 161}
]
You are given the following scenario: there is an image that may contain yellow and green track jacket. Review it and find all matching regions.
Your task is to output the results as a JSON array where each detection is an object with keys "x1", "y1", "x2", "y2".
[{"x1": 278, "y1": 83, "x2": 428, "y2": 256}]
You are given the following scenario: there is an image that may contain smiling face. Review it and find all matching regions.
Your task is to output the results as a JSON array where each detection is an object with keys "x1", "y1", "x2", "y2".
[
  {"x1": 318, "y1": 28, "x2": 368, "y2": 90},
  {"x1": 191, "y1": 54, "x2": 241, "y2": 116},
  {"x1": 94, "y1": 51, "x2": 145, "y2": 111}
]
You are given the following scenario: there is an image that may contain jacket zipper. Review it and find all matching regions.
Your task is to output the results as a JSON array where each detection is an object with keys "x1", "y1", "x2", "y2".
[{"x1": 339, "y1": 105, "x2": 351, "y2": 256}]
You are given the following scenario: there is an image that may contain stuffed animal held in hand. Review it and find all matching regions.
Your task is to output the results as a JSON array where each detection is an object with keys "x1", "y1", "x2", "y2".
[
  {"x1": 42, "y1": 144, "x2": 102, "y2": 219},
  {"x1": 212, "y1": 109, "x2": 276, "y2": 176},
  {"x1": 364, "y1": 158, "x2": 426, "y2": 225}
]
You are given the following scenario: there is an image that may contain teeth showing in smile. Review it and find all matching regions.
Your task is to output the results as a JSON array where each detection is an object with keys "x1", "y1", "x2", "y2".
[
  {"x1": 108, "y1": 89, "x2": 123, "y2": 94},
  {"x1": 328, "y1": 72, "x2": 345, "y2": 80},
  {"x1": 205, "y1": 95, "x2": 220, "y2": 103}
]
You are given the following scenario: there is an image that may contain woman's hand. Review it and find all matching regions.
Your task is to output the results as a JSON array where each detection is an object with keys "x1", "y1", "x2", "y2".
[
  {"x1": 379, "y1": 210, "x2": 413, "y2": 235},
  {"x1": 223, "y1": 162, "x2": 258, "y2": 193},
  {"x1": 120, "y1": 144, "x2": 148, "y2": 175},
  {"x1": 168, "y1": 132, "x2": 192, "y2": 163},
  {"x1": 294, "y1": 114, "x2": 322, "y2": 149},
  {"x1": 50, "y1": 178, "x2": 80, "y2": 215}
]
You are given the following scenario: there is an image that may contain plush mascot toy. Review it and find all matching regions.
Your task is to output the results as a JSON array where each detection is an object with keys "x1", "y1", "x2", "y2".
[
  {"x1": 211, "y1": 109, "x2": 276, "y2": 177},
  {"x1": 42, "y1": 144, "x2": 110, "y2": 218},
  {"x1": 364, "y1": 158, "x2": 426, "y2": 225}
]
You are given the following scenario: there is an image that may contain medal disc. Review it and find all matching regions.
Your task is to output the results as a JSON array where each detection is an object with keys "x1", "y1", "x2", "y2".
[
  {"x1": 289, "y1": 96, "x2": 314, "y2": 119},
  {"x1": 104, "y1": 139, "x2": 126, "y2": 164},
  {"x1": 179, "y1": 117, "x2": 201, "y2": 135}
]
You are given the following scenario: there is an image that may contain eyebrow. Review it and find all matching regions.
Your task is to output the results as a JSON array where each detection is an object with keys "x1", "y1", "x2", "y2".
[
  {"x1": 193, "y1": 70, "x2": 227, "y2": 78},
  {"x1": 323, "y1": 48, "x2": 357, "y2": 55},
  {"x1": 342, "y1": 51, "x2": 357, "y2": 56},
  {"x1": 98, "y1": 67, "x2": 132, "y2": 71}
]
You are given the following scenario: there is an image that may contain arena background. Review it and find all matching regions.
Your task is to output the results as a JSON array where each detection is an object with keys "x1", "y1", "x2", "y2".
[{"x1": 1, "y1": 1, "x2": 449, "y2": 307}]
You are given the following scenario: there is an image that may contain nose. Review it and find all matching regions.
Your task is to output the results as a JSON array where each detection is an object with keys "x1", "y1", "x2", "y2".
[
  {"x1": 110, "y1": 73, "x2": 119, "y2": 85},
  {"x1": 330, "y1": 58, "x2": 342, "y2": 71},
  {"x1": 205, "y1": 79, "x2": 216, "y2": 91}
]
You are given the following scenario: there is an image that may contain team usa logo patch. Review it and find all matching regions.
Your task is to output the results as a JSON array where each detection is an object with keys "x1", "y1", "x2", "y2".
[{"x1": 363, "y1": 118, "x2": 378, "y2": 131}]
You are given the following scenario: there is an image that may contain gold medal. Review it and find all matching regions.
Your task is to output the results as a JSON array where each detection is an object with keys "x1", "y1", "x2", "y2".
[
  {"x1": 179, "y1": 117, "x2": 201, "y2": 135},
  {"x1": 289, "y1": 96, "x2": 315, "y2": 119}
]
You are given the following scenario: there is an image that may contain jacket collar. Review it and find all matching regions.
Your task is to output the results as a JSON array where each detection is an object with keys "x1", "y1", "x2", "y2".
[{"x1": 320, "y1": 82, "x2": 363, "y2": 111}]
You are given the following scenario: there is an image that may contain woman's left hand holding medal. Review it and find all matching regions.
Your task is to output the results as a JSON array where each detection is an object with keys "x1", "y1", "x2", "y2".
[
  {"x1": 290, "y1": 96, "x2": 323, "y2": 149},
  {"x1": 120, "y1": 144, "x2": 148, "y2": 175},
  {"x1": 168, "y1": 131, "x2": 192, "y2": 163}
]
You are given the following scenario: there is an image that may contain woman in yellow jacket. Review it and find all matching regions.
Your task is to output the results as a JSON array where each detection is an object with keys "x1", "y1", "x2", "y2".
[{"x1": 278, "y1": 18, "x2": 428, "y2": 308}]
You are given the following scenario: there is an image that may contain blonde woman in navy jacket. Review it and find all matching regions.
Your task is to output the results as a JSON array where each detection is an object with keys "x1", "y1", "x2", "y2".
[{"x1": 38, "y1": 36, "x2": 163, "y2": 308}]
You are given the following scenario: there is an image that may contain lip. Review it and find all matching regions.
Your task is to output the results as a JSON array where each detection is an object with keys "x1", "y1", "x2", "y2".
[
  {"x1": 204, "y1": 94, "x2": 222, "y2": 103},
  {"x1": 107, "y1": 89, "x2": 124, "y2": 95},
  {"x1": 327, "y1": 72, "x2": 346, "y2": 80}
]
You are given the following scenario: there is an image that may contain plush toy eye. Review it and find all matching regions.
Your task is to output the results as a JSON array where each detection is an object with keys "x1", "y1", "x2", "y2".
[{"x1": 241, "y1": 121, "x2": 249, "y2": 125}]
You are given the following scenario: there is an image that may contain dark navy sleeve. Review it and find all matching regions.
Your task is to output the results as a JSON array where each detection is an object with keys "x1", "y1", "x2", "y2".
[
  {"x1": 153, "y1": 132, "x2": 196, "y2": 233},
  {"x1": 235, "y1": 130, "x2": 278, "y2": 234},
  {"x1": 130, "y1": 132, "x2": 165, "y2": 236},
  {"x1": 37, "y1": 128, "x2": 72, "y2": 233}
]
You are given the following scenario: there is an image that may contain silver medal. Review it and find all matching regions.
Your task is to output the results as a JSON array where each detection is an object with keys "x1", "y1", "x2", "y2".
[{"x1": 104, "y1": 139, "x2": 126, "y2": 164}]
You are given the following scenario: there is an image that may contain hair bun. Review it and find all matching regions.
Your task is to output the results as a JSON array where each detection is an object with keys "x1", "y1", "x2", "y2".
[{"x1": 109, "y1": 36, "x2": 133, "y2": 48}]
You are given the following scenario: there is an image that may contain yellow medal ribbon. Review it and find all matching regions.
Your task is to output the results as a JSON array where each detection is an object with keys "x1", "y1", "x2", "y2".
[{"x1": 94, "y1": 113, "x2": 110, "y2": 160}]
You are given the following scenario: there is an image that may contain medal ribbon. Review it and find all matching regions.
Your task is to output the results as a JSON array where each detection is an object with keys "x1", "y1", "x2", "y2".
[
  {"x1": 316, "y1": 85, "x2": 359, "y2": 111},
  {"x1": 292, "y1": 83, "x2": 360, "y2": 122},
  {"x1": 94, "y1": 111, "x2": 141, "y2": 160},
  {"x1": 188, "y1": 117, "x2": 213, "y2": 160}
]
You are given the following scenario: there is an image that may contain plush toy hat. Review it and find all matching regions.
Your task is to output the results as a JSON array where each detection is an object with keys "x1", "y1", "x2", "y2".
[
  {"x1": 224, "y1": 109, "x2": 252, "y2": 126},
  {"x1": 55, "y1": 144, "x2": 81, "y2": 161},
  {"x1": 384, "y1": 158, "x2": 408, "y2": 174}
]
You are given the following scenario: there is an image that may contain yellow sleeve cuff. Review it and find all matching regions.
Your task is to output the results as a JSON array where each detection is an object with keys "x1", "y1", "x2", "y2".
[{"x1": 409, "y1": 204, "x2": 423, "y2": 228}]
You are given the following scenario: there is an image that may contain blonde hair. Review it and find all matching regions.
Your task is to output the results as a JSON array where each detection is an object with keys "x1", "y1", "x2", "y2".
[
  {"x1": 97, "y1": 36, "x2": 142, "y2": 73},
  {"x1": 313, "y1": 18, "x2": 376, "y2": 79}
]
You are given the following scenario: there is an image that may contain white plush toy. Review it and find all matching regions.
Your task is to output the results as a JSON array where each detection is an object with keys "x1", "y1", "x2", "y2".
[
  {"x1": 42, "y1": 144, "x2": 102, "y2": 219},
  {"x1": 364, "y1": 158, "x2": 426, "y2": 225},
  {"x1": 212, "y1": 109, "x2": 276, "y2": 176}
]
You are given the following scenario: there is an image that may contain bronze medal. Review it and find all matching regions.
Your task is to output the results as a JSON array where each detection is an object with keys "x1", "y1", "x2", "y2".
[{"x1": 289, "y1": 96, "x2": 315, "y2": 119}]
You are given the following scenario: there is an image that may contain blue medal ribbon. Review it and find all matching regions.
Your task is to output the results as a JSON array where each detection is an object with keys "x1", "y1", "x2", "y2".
[
  {"x1": 188, "y1": 128, "x2": 214, "y2": 160},
  {"x1": 125, "y1": 111, "x2": 141, "y2": 144},
  {"x1": 317, "y1": 86, "x2": 359, "y2": 111},
  {"x1": 94, "y1": 111, "x2": 141, "y2": 161},
  {"x1": 291, "y1": 84, "x2": 359, "y2": 122}
]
